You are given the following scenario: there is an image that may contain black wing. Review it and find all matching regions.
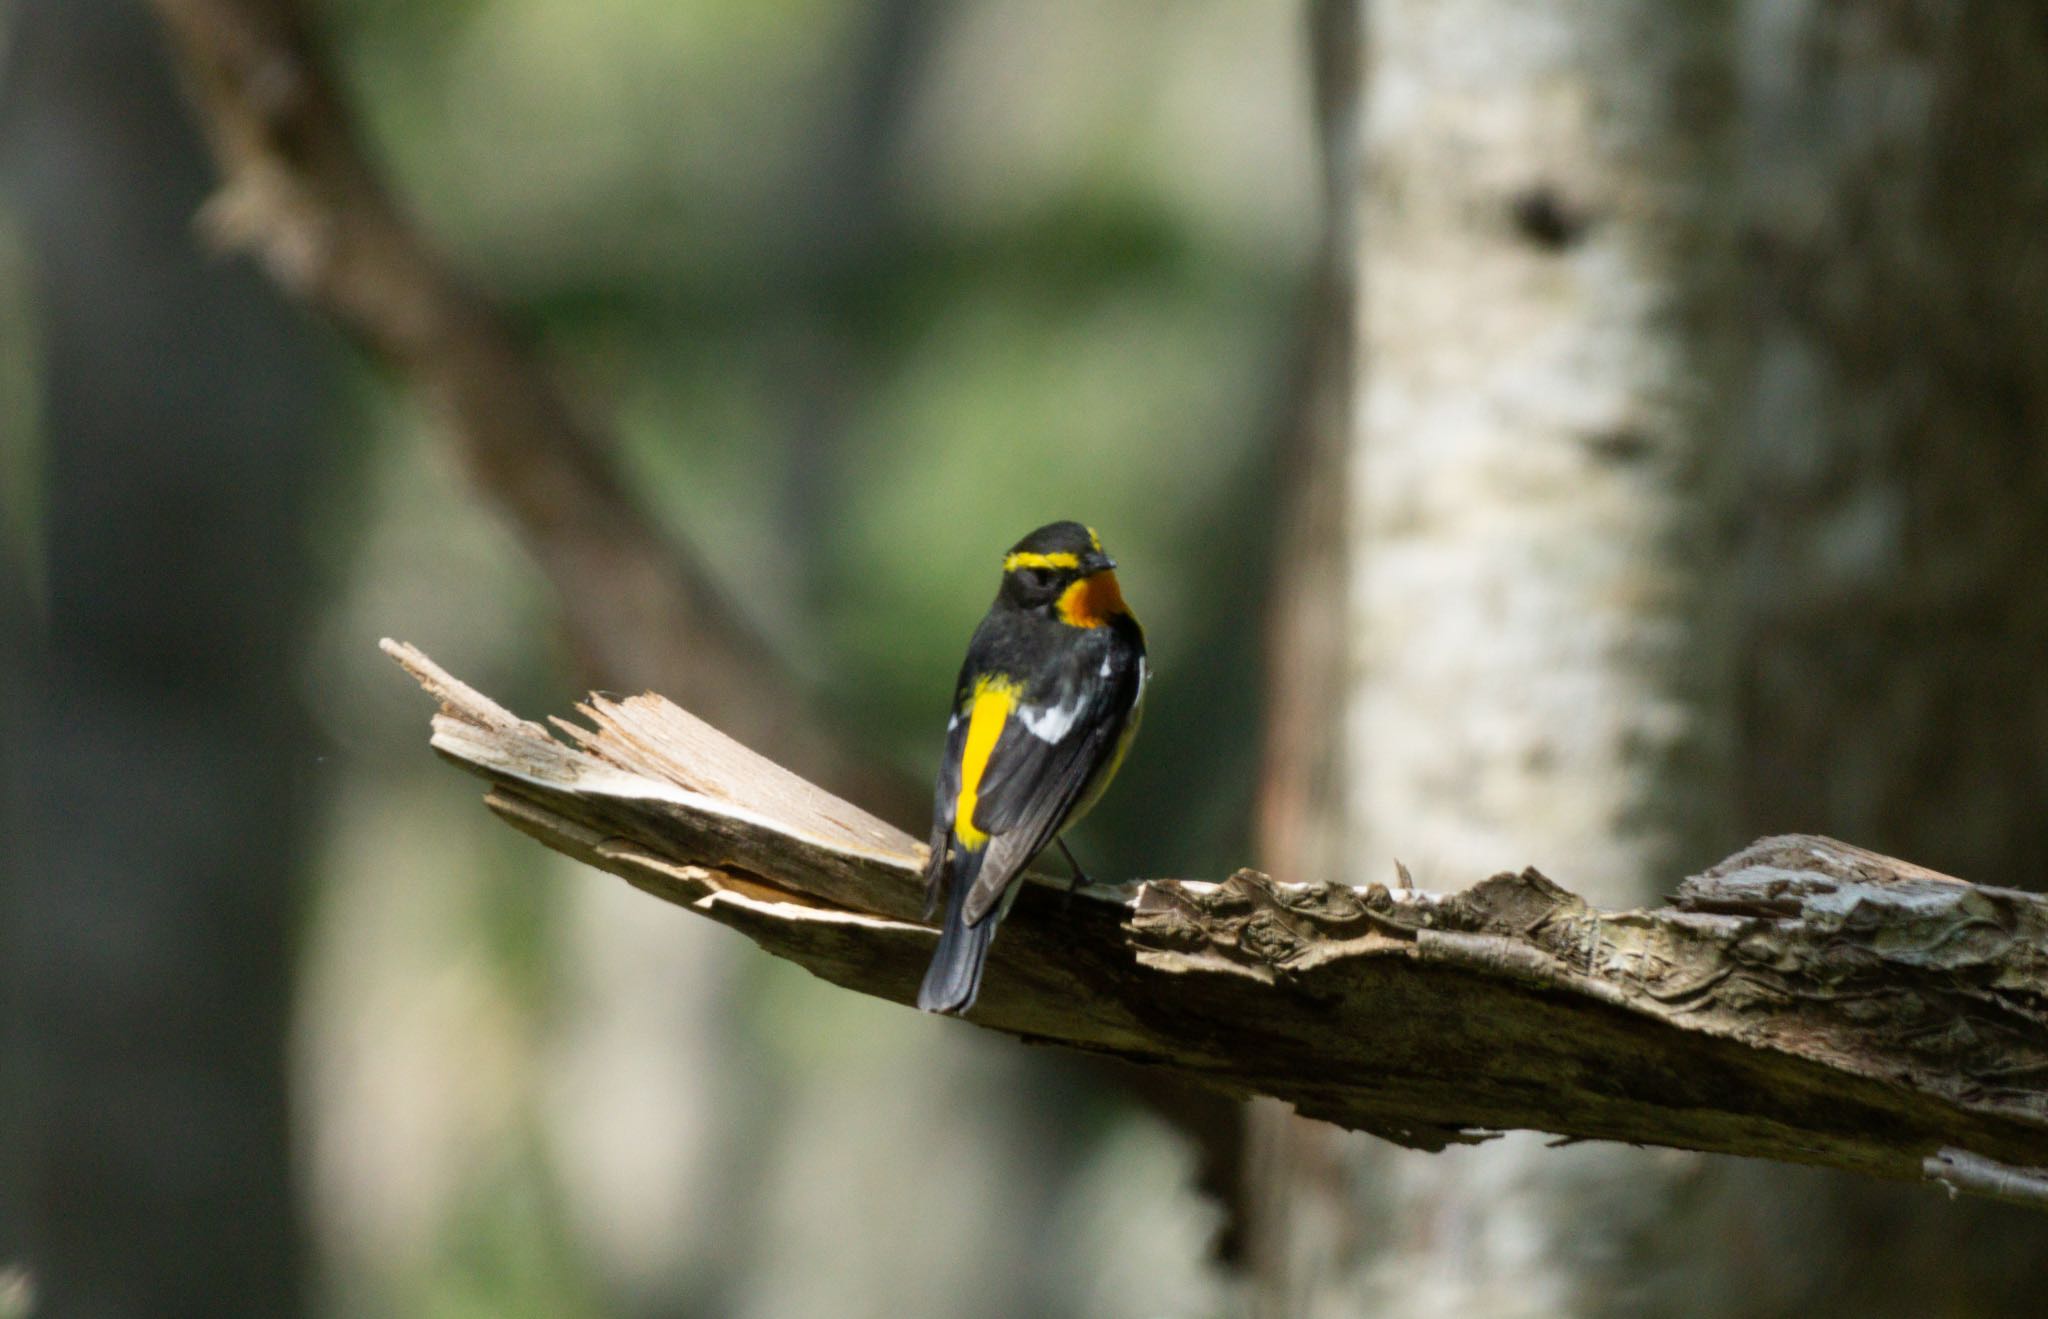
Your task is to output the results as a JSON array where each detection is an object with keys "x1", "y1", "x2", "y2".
[{"x1": 959, "y1": 645, "x2": 1143, "y2": 924}]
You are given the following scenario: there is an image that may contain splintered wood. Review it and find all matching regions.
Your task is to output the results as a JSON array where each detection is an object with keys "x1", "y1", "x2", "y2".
[{"x1": 386, "y1": 639, "x2": 2048, "y2": 1211}]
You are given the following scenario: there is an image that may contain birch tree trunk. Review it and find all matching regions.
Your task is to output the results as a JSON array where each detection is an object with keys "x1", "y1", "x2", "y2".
[
  {"x1": 1257, "y1": 1, "x2": 1745, "y2": 1312},
  {"x1": 1258, "y1": 2, "x2": 2048, "y2": 1314}
]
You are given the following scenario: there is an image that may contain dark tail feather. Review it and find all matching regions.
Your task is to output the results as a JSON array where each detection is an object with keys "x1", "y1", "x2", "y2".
[{"x1": 918, "y1": 853, "x2": 998, "y2": 1015}]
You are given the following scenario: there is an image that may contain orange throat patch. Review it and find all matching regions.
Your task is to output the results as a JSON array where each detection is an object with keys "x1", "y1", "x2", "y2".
[{"x1": 1057, "y1": 570, "x2": 1127, "y2": 628}]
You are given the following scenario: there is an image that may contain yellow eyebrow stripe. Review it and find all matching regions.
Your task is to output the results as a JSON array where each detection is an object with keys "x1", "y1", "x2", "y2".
[
  {"x1": 953, "y1": 676, "x2": 1018, "y2": 849},
  {"x1": 1003, "y1": 551, "x2": 1080, "y2": 572}
]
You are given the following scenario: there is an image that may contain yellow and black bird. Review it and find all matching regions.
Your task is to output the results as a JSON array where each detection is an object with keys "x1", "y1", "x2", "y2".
[{"x1": 918, "y1": 521, "x2": 1148, "y2": 1015}]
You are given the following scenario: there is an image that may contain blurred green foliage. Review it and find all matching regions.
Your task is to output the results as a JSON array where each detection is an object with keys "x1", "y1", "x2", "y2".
[
  {"x1": 294, "y1": 1, "x2": 1312, "y2": 1313},
  {"x1": 321, "y1": 0, "x2": 1310, "y2": 850}
]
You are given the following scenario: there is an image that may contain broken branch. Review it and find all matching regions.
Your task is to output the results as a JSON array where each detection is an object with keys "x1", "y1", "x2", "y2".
[{"x1": 385, "y1": 638, "x2": 2048, "y2": 1211}]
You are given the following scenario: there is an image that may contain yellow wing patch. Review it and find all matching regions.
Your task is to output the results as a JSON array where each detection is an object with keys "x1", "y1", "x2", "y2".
[{"x1": 952, "y1": 675, "x2": 1018, "y2": 849}]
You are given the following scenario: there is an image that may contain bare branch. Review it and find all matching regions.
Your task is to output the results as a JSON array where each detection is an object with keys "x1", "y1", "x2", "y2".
[
  {"x1": 385, "y1": 640, "x2": 2048, "y2": 1210},
  {"x1": 146, "y1": 0, "x2": 910, "y2": 817}
]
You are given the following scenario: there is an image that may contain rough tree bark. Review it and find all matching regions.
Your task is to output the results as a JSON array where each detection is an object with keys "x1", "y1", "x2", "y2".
[{"x1": 384, "y1": 640, "x2": 2048, "y2": 1219}]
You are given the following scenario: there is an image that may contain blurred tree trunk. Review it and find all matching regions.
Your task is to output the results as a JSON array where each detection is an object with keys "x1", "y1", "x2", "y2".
[
  {"x1": 1254, "y1": 0, "x2": 1746, "y2": 1312},
  {"x1": 1647, "y1": 7, "x2": 2048, "y2": 1314},
  {"x1": 0, "y1": 0, "x2": 332, "y2": 1312},
  {"x1": 1734, "y1": 3, "x2": 2048, "y2": 900},
  {"x1": 1257, "y1": 1, "x2": 2048, "y2": 1314}
]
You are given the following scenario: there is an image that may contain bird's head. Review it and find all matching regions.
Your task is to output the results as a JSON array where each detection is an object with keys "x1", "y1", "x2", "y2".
[{"x1": 997, "y1": 521, "x2": 1127, "y2": 627}]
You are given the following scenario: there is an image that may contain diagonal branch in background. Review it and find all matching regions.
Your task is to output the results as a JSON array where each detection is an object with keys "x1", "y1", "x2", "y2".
[
  {"x1": 146, "y1": 0, "x2": 908, "y2": 818},
  {"x1": 385, "y1": 638, "x2": 2048, "y2": 1212},
  {"x1": 149, "y1": 0, "x2": 1258, "y2": 1231}
]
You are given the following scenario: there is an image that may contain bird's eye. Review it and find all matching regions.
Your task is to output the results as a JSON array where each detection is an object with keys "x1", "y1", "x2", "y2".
[{"x1": 1020, "y1": 567, "x2": 1056, "y2": 592}]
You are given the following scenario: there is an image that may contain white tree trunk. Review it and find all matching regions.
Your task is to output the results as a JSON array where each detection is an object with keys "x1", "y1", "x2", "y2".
[
  {"x1": 1259, "y1": 2, "x2": 2048, "y2": 1314},
  {"x1": 1348, "y1": 0, "x2": 1740, "y2": 902},
  {"x1": 1261, "y1": 1, "x2": 1745, "y2": 1313}
]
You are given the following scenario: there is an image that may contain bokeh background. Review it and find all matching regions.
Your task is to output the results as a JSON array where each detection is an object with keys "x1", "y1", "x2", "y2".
[
  {"x1": 10, "y1": 1, "x2": 2048, "y2": 1317},
  {"x1": 1, "y1": 1, "x2": 1310, "y2": 1315}
]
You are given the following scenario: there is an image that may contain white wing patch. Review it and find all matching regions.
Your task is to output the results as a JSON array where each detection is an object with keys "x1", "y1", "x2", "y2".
[{"x1": 1018, "y1": 695, "x2": 1084, "y2": 744}]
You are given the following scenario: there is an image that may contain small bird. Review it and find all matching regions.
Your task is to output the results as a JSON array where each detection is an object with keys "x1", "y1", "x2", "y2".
[{"x1": 917, "y1": 521, "x2": 1148, "y2": 1015}]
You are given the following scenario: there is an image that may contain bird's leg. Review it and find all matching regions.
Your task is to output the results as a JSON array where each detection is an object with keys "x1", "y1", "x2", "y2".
[{"x1": 1057, "y1": 838, "x2": 1092, "y2": 908}]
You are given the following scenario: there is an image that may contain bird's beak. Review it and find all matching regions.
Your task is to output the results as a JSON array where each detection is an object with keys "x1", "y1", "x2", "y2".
[{"x1": 1084, "y1": 551, "x2": 1117, "y2": 575}]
